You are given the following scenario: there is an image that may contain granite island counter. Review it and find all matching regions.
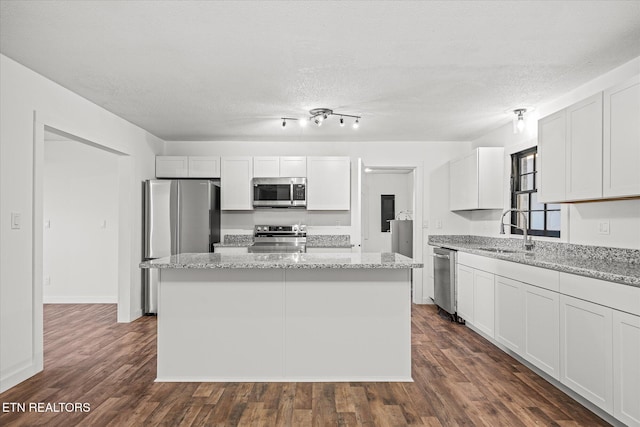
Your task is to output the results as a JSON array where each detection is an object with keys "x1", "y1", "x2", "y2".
[{"x1": 140, "y1": 252, "x2": 423, "y2": 382}]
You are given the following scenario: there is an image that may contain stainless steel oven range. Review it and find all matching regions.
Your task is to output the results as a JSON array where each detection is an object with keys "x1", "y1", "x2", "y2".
[{"x1": 248, "y1": 224, "x2": 307, "y2": 253}]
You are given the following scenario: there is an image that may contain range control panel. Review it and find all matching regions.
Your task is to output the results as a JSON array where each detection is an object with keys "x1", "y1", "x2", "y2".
[{"x1": 254, "y1": 224, "x2": 307, "y2": 236}]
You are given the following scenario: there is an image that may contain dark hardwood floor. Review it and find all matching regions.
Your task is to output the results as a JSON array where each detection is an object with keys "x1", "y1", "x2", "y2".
[{"x1": 0, "y1": 304, "x2": 608, "y2": 426}]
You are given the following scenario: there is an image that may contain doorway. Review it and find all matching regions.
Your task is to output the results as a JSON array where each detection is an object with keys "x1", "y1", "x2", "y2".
[
  {"x1": 42, "y1": 130, "x2": 119, "y2": 303},
  {"x1": 358, "y1": 164, "x2": 424, "y2": 304},
  {"x1": 361, "y1": 167, "x2": 414, "y2": 253}
]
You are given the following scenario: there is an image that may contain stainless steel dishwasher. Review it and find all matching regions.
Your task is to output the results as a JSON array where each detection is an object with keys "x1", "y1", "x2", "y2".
[{"x1": 433, "y1": 247, "x2": 461, "y2": 322}]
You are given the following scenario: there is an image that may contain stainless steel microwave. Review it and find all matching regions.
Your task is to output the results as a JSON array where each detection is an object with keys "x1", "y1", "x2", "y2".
[{"x1": 252, "y1": 177, "x2": 307, "y2": 208}]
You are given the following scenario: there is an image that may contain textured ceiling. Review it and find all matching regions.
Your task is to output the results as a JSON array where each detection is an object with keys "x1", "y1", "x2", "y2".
[{"x1": 1, "y1": 1, "x2": 639, "y2": 142}]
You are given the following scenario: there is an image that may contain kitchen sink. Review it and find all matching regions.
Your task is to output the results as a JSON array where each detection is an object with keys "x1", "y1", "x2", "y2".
[{"x1": 476, "y1": 247, "x2": 524, "y2": 254}]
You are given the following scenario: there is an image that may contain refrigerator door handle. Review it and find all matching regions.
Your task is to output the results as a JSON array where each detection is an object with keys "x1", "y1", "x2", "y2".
[
  {"x1": 176, "y1": 180, "x2": 181, "y2": 254},
  {"x1": 170, "y1": 180, "x2": 179, "y2": 255}
]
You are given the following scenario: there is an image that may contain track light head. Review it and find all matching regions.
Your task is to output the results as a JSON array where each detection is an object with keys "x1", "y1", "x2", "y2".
[
  {"x1": 340, "y1": 116, "x2": 345, "y2": 126},
  {"x1": 282, "y1": 119, "x2": 286, "y2": 128},
  {"x1": 353, "y1": 118, "x2": 360, "y2": 129}
]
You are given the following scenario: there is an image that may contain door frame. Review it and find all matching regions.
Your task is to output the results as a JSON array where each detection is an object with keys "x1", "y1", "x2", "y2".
[
  {"x1": 357, "y1": 161, "x2": 424, "y2": 304},
  {"x1": 32, "y1": 111, "x2": 134, "y2": 374}
]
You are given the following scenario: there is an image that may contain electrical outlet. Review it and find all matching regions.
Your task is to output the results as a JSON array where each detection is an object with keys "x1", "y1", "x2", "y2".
[
  {"x1": 44, "y1": 276, "x2": 51, "y2": 286},
  {"x1": 435, "y1": 220, "x2": 443, "y2": 229},
  {"x1": 598, "y1": 221, "x2": 610, "y2": 235},
  {"x1": 11, "y1": 212, "x2": 21, "y2": 229},
  {"x1": 423, "y1": 220, "x2": 429, "y2": 229}
]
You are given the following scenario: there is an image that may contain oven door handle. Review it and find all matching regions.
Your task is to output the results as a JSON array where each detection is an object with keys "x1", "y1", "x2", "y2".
[{"x1": 433, "y1": 253, "x2": 450, "y2": 259}]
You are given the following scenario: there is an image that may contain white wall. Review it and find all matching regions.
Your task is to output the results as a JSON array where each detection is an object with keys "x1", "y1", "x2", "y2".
[
  {"x1": 43, "y1": 137, "x2": 119, "y2": 303},
  {"x1": 469, "y1": 57, "x2": 640, "y2": 249},
  {"x1": 362, "y1": 173, "x2": 413, "y2": 252},
  {"x1": 0, "y1": 54, "x2": 164, "y2": 393}
]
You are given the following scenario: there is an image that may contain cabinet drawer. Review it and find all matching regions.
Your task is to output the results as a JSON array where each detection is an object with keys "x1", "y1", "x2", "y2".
[
  {"x1": 495, "y1": 259, "x2": 560, "y2": 292},
  {"x1": 457, "y1": 252, "x2": 498, "y2": 272},
  {"x1": 560, "y1": 272, "x2": 640, "y2": 315}
]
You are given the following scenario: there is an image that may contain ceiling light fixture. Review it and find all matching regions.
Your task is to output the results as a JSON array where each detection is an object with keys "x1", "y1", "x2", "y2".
[
  {"x1": 281, "y1": 117, "x2": 298, "y2": 129},
  {"x1": 280, "y1": 108, "x2": 361, "y2": 130},
  {"x1": 513, "y1": 108, "x2": 527, "y2": 134}
]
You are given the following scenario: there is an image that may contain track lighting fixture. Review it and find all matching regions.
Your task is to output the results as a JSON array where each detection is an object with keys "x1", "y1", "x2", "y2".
[
  {"x1": 280, "y1": 117, "x2": 299, "y2": 129},
  {"x1": 280, "y1": 108, "x2": 361, "y2": 130},
  {"x1": 513, "y1": 109, "x2": 526, "y2": 134}
]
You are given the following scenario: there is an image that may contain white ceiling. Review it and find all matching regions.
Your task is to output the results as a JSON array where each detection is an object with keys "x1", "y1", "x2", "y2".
[{"x1": 1, "y1": 1, "x2": 639, "y2": 142}]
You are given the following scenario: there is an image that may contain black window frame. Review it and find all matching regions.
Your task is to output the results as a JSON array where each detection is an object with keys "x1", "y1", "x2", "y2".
[{"x1": 510, "y1": 147, "x2": 561, "y2": 238}]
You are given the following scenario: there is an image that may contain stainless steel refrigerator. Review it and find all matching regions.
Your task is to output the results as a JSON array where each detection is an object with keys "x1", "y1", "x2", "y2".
[
  {"x1": 143, "y1": 179, "x2": 220, "y2": 314},
  {"x1": 390, "y1": 219, "x2": 413, "y2": 258}
]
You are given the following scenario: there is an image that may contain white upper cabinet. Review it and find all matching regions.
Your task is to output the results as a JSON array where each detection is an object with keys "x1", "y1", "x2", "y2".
[
  {"x1": 538, "y1": 73, "x2": 640, "y2": 203},
  {"x1": 449, "y1": 147, "x2": 504, "y2": 211},
  {"x1": 156, "y1": 156, "x2": 220, "y2": 178},
  {"x1": 188, "y1": 156, "x2": 220, "y2": 178},
  {"x1": 253, "y1": 156, "x2": 307, "y2": 178},
  {"x1": 221, "y1": 157, "x2": 253, "y2": 210},
  {"x1": 279, "y1": 156, "x2": 307, "y2": 177},
  {"x1": 253, "y1": 157, "x2": 280, "y2": 177},
  {"x1": 565, "y1": 93, "x2": 603, "y2": 201},
  {"x1": 537, "y1": 110, "x2": 567, "y2": 203},
  {"x1": 307, "y1": 157, "x2": 350, "y2": 210},
  {"x1": 603, "y1": 75, "x2": 640, "y2": 198},
  {"x1": 156, "y1": 156, "x2": 189, "y2": 178}
]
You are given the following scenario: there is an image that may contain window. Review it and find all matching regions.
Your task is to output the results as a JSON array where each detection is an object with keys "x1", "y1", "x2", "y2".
[{"x1": 511, "y1": 147, "x2": 560, "y2": 238}]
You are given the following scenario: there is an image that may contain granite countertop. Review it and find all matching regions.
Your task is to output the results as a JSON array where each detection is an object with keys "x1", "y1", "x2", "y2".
[
  {"x1": 307, "y1": 235, "x2": 353, "y2": 248},
  {"x1": 428, "y1": 235, "x2": 640, "y2": 287},
  {"x1": 140, "y1": 252, "x2": 423, "y2": 269},
  {"x1": 213, "y1": 234, "x2": 353, "y2": 248}
]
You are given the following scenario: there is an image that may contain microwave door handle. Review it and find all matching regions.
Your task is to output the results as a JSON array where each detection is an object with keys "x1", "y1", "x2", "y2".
[{"x1": 290, "y1": 182, "x2": 294, "y2": 205}]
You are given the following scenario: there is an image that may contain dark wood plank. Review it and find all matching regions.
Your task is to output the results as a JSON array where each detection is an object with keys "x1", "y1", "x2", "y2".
[{"x1": 0, "y1": 304, "x2": 611, "y2": 427}]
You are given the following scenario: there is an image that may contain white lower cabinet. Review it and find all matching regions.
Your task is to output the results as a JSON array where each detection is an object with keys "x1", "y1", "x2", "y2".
[
  {"x1": 495, "y1": 275, "x2": 560, "y2": 379},
  {"x1": 495, "y1": 276, "x2": 525, "y2": 353},
  {"x1": 456, "y1": 263, "x2": 494, "y2": 338},
  {"x1": 455, "y1": 252, "x2": 638, "y2": 425},
  {"x1": 560, "y1": 294, "x2": 614, "y2": 413},
  {"x1": 523, "y1": 284, "x2": 560, "y2": 379},
  {"x1": 613, "y1": 310, "x2": 640, "y2": 427},
  {"x1": 473, "y1": 269, "x2": 495, "y2": 338},
  {"x1": 456, "y1": 264, "x2": 475, "y2": 323}
]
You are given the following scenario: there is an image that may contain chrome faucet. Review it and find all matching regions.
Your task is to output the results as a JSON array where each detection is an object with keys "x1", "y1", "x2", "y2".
[{"x1": 500, "y1": 209, "x2": 534, "y2": 251}]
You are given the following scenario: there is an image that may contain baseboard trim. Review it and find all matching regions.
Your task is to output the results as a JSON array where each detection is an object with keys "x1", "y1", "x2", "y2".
[
  {"x1": 43, "y1": 296, "x2": 117, "y2": 304},
  {"x1": 155, "y1": 376, "x2": 414, "y2": 383},
  {"x1": 0, "y1": 360, "x2": 42, "y2": 394}
]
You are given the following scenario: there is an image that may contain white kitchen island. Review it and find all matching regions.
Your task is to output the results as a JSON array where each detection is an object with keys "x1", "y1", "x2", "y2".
[{"x1": 140, "y1": 252, "x2": 422, "y2": 382}]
